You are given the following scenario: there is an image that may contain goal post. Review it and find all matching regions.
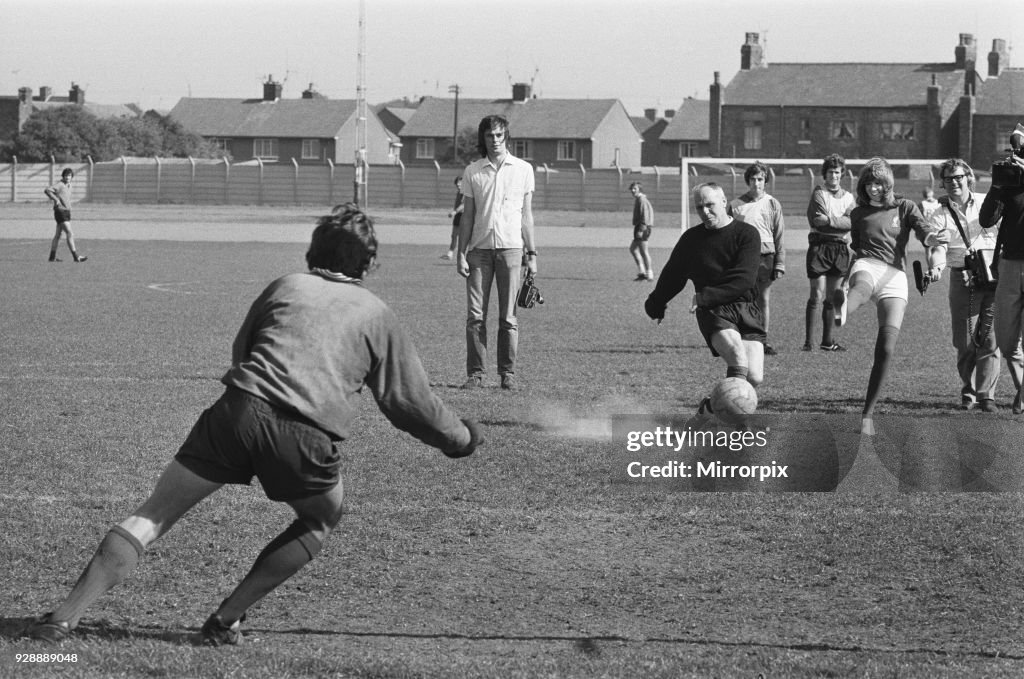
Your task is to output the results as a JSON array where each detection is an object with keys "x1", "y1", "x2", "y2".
[{"x1": 679, "y1": 157, "x2": 953, "y2": 231}]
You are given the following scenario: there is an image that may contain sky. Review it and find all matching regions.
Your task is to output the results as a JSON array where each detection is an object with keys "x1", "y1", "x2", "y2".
[{"x1": 2, "y1": 0, "x2": 1023, "y2": 117}]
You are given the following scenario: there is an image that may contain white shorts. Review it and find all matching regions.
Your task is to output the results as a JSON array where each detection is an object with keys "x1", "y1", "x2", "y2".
[{"x1": 849, "y1": 257, "x2": 908, "y2": 303}]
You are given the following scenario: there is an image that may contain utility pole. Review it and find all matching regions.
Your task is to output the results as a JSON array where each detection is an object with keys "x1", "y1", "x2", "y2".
[
  {"x1": 354, "y1": 0, "x2": 367, "y2": 206},
  {"x1": 448, "y1": 84, "x2": 460, "y2": 163}
]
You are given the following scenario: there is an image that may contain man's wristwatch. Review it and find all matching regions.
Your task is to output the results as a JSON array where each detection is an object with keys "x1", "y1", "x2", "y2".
[{"x1": 526, "y1": 250, "x2": 538, "y2": 257}]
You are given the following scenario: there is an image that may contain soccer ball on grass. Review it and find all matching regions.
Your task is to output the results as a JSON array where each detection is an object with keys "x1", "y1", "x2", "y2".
[{"x1": 709, "y1": 377, "x2": 758, "y2": 425}]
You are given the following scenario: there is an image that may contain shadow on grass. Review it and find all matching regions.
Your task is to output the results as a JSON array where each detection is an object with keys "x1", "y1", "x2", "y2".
[{"x1": 6, "y1": 616, "x2": 1021, "y2": 660}]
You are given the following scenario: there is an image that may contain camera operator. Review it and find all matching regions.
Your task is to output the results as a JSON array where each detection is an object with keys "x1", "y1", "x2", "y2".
[{"x1": 980, "y1": 123, "x2": 1024, "y2": 414}]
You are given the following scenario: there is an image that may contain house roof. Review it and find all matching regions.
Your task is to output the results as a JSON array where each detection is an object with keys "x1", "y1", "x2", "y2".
[
  {"x1": 400, "y1": 96, "x2": 626, "y2": 139},
  {"x1": 30, "y1": 100, "x2": 138, "y2": 119},
  {"x1": 660, "y1": 98, "x2": 710, "y2": 141},
  {"x1": 976, "y1": 69, "x2": 1024, "y2": 115},
  {"x1": 723, "y1": 63, "x2": 966, "y2": 108},
  {"x1": 169, "y1": 97, "x2": 358, "y2": 137},
  {"x1": 631, "y1": 116, "x2": 659, "y2": 134}
]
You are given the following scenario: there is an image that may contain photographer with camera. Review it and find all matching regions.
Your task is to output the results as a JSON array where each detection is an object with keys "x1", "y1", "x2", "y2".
[
  {"x1": 930, "y1": 158, "x2": 1023, "y2": 413},
  {"x1": 980, "y1": 123, "x2": 1024, "y2": 414}
]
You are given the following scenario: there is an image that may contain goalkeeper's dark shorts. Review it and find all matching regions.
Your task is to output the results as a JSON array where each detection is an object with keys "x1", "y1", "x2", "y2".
[
  {"x1": 806, "y1": 240, "x2": 852, "y2": 279},
  {"x1": 695, "y1": 301, "x2": 766, "y2": 357},
  {"x1": 175, "y1": 386, "x2": 341, "y2": 502}
]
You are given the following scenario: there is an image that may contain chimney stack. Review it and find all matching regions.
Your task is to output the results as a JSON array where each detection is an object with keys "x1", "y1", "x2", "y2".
[
  {"x1": 664, "y1": 109, "x2": 675, "y2": 119},
  {"x1": 69, "y1": 83, "x2": 84, "y2": 104},
  {"x1": 741, "y1": 32, "x2": 765, "y2": 70},
  {"x1": 302, "y1": 83, "x2": 324, "y2": 99},
  {"x1": 989, "y1": 38, "x2": 1009, "y2": 77},
  {"x1": 955, "y1": 33, "x2": 977, "y2": 70},
  {"x1": 18, "y1": 87, "x2": 32, "y2": 103},
  {"x1": 37, "y1": 86, "x2": 52, "y2": 101},
  {"x1": 644, "y1": 108, "x2": 657, "y2": 121},
  {"x1": 512, "y1": 82, "x2": 531, "y2": 103},
  {"x1": 263, "y1": 76, "x2": 283, "y2": 101}
]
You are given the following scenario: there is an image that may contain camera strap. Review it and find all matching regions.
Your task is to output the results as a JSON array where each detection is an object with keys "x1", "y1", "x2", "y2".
[{"x1": 944, "y1": 201, "x2": 973, "y2": 252}]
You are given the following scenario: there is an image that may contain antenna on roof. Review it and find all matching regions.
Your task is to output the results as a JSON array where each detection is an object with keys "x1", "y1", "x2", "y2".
[{"x1": 761, "y1": 29, "x2": 768, "y2": 62}]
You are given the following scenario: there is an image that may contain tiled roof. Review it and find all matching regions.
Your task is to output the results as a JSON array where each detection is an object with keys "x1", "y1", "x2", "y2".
[
  {"x1": 399, "y1": 96, "x2": 623, "y2": 138},
  {"x1": 169, "y1": 98, "x2": 357, "y2": 137},
  {"x1": 723, "y1": 63, "x2": 966, "y2": 108},
  {"x1": 30, "y1": 101, "x2": 138, "y2": 119},
  {"x1": 976, "y1": 69, "x2": 1024, "y2": 115},
  {"x1": 632, "y1": 116, "x2": 658, "y2": 133},
  {"x1": 660, "y1": 98, "x2": 709, "y2": 141}
]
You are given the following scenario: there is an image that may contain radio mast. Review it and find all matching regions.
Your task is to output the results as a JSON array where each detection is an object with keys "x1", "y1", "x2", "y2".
[{"x1": 354, "y1": 0, "x2": 367, "y2": 206}]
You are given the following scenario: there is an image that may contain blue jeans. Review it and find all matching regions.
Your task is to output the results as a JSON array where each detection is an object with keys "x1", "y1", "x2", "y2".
[{"x1": 466, "y1": 248, "x2": 521, "y2": 377}]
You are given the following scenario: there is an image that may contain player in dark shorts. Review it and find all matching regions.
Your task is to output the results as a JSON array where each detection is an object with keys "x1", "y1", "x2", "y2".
[
  {"x1": 629, "y1": 181, "x2": 655, "y2": 281},
  {"x1": 804, "y1": 154, "x2": 855, "y2": 351},
  {"x1": 43, "y1": 168, "x2": 87, "y2": 263},
  {"x1": 26, "y1": 205, "x2": 484, "y2": 646},
  {"x1": 645, "y1": 182, "x2": 765, "y2": 412}
]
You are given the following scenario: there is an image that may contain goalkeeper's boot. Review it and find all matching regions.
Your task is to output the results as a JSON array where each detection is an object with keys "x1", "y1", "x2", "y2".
[{"x1": 200, "y1": 613, "x2": 244, "y2": 646}]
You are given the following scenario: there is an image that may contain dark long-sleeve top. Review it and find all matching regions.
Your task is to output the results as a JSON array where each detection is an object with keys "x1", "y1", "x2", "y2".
[
  {"x1": 222, "y1": 272, "x2": 466, "y2": 450},
  {"x1": 980, "y1": 186, "x2": 1024, "y2": 260},
  {"x1": 850, "y1": 198, "x2": 946, "y2": 272},
  {"x1": 647, "y1": 219, "x2": 761, "y2": 312}
]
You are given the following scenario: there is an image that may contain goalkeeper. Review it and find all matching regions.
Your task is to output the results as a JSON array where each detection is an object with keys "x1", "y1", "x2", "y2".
[
  {"x1": 645, "y1": 182, "x2": 765, "y2": 406},
  {"x1": 27, "y1": 205, "x2": 483, "y2": 646}
]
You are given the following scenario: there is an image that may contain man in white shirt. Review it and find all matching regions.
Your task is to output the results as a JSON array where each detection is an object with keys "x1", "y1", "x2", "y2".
[{"x1": 457, "y1": 115, "x2": 538, "y2": 391}]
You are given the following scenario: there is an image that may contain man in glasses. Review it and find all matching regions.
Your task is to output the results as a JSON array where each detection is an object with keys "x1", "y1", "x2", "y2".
[{"x1": 930, "y1": 158, "x2": 1023, "y2": 413}]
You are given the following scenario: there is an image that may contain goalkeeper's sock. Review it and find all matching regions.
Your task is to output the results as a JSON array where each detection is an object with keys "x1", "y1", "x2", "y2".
[
  {"x1": 51, "y1": 526, "x2": 145, "y2": 628},
  {"x1": 215, "y1": 521, "x2": 322, "y2": 624},
  {"x1": 726, "y1": 365, "x2": 749, "y2": 380}
]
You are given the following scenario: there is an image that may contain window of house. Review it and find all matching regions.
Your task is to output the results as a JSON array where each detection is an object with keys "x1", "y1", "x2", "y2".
[
  {"x1": 557, "y1": 140, "x2": 576, "y2": 161},
  {"x1": 512, "y1": 139, "x2": 532, "y2": 159},
  {"x1": 253, "y1": 138, "x2": 278, "y2": 160},
  {"x1": 996, "y1": 131, "x2": 1013, "y2": 152},
  {"x1": 743, "y1": 122, "x2": 762, "y2": 150},
  {"x1": 678, "y1": 142, "x2": 697, "y2": 158},
  {"x1": 830, "y1": 121, "x2": 857, "y2": 140},
  {"x1": 301, "y1": 139, "x2": 321, "y2": 160},
  {"x1": 879, "y1": 122, "x2": 915, "y2": 141},
  {"x1": 210, "y1": 138, "x2": 230, "y2": 153},
  {"x1": 799, "y1": 119, "x2": 811, "y2": 142},
  {"x1": 415, "y1": 138, "x2": 435, "y2": 159}
]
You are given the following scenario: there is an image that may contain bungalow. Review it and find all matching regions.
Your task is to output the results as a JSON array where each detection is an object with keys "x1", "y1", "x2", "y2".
[
  {"x1": 169, "y1": 79, "x2": 398, "y2": 165},
  {"x1": 398, "y1": 84, "x2": 642, "y2": 168},
  {"x1": 0, "y1": 83, "x2": 137, "y2": 144}
]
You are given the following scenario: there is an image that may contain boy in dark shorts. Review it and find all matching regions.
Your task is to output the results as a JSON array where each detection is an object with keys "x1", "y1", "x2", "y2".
[
  {"x1": 43, "y1": 168, "x2": 87, "y2": 263},
  {"x1": 26, "y1": 205, "x2": 483, "y2": 646},
  {"x1": 629, "y1": 181, "x2": 655, "y2": 281},
  {"x1": 804, "y1": 154, "x2": 855, "y2": 351},
  {"x1": 645, "y1": 183, "x2": 765, "y2": 407}
]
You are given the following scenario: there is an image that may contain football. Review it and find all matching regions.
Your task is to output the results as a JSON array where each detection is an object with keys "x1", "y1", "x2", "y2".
[{"x1": 709, "y1": 377, "x2": 758, "y2": 424}]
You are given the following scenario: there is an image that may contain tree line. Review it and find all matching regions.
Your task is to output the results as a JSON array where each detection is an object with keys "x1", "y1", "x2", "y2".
[{"x1": 0, "y1": 106, "x2": 224, "y2": 163}]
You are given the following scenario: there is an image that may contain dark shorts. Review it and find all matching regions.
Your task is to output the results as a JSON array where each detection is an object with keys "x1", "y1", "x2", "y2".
[
  {"x1": 696, "y1": 301, "x2": 766, "y2": 356},
  {"x1": 175, "y1": 387, "x2": 341, "y2": 502},
  {"x1": 806, "y1": 240, "x2": 851, "y2": 279},
  {"x1": 756, "y1": 253, "x2": 776, "y2": 291},
  {"x1": 54, "y1": 208, "x2": 71, "y2": 224},
  {"x1": 633, "y1": 225, "x2": 651, "y2": 242}
]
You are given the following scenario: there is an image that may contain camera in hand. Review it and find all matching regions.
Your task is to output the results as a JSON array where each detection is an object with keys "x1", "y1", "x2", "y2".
[
  {"x1": 991, "y1": 147, "x2": 1024, "y2": 188},
  {"x1": 517, "y1": 273, "x2": 544, "y2": 308}
]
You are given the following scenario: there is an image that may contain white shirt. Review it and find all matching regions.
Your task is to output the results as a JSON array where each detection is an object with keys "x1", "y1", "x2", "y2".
[
  {"x1": 928, "y1": 192, "x2": 998, "y2": 269},
  {"x1": 461, "y1": 154, "x2": 535, "y2": 250}
]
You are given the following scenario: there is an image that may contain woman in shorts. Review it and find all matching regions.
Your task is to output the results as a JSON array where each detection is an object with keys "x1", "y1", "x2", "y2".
[{"x1": 832, "y1": 157, "x2": 947, "y2": 434}]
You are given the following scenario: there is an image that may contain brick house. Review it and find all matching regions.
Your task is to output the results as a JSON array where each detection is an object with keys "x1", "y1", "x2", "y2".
[
  {"x1": 169, "y1": 79, "x2": 398, "y2": 165},
  {"x1": 957, "y1": 40, "x2": 1024, "y2": 171},
  {"x1": 398, "y1": 83, "x2": 642, "y2": 168},
  {"x1": 656, "y1": 97, "x2": 710, "y2": 165},
  {"x1": 709, "y1": 32, "x2": 989, "y2": 162},
  {"x1": 633, "y1": 108, "x2": 673, "y2": 167}
]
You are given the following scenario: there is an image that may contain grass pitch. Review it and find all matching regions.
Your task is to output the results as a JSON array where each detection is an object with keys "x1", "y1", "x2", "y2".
[{"x1": 1, "y1": 206, "x2": 1023, "y2": 677}]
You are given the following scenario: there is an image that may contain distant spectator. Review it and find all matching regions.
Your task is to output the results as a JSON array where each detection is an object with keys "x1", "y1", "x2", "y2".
[
  {"x1": 919, "y1": 187, "x2": 940, "y2": 219},
  {"x1": 628, "y1": 181, "x2": 655, "y2": 281},
  {"x1": 43, "y1": 168, "x2": 87, "y2": 263},
  {"x1": 442, "y1": 176, "x2": 464, "y2": 260}
]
